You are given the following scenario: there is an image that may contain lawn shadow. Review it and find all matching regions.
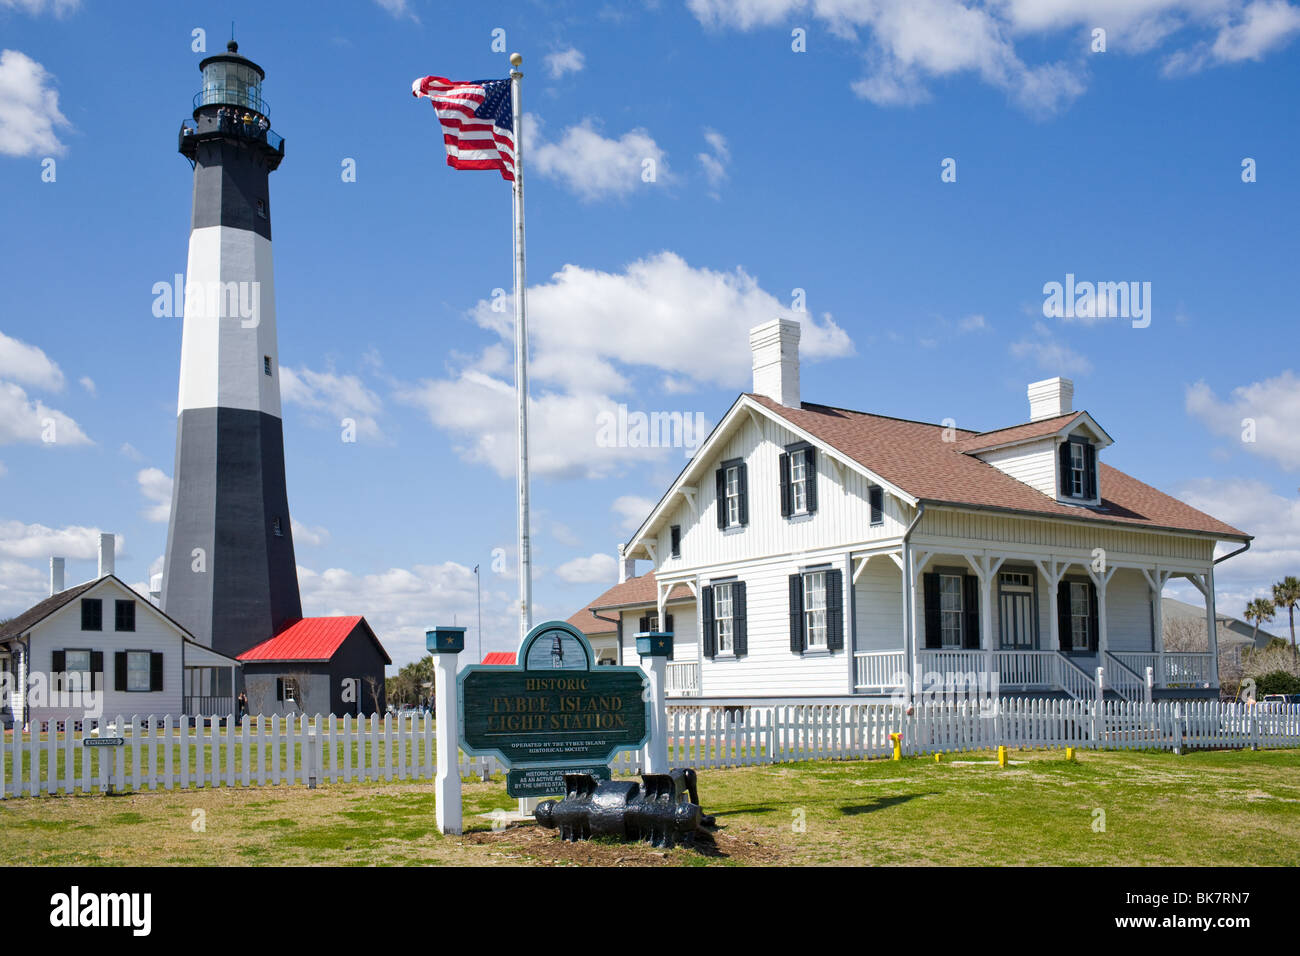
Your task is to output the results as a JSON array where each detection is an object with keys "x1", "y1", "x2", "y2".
[{"x1": 840, "y1": 793, "x2": 934, "y2": 815}]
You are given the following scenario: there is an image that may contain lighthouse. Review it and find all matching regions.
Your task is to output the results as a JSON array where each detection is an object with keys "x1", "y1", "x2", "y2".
[{"x1": 162, "y1": 41, "x2": 302, "y2": 659}]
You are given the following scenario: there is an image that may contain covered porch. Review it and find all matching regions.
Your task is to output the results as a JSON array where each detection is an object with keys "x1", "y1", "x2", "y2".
[{"x1": 850, "y1": 544, "x2": 1219, "y2": 701}]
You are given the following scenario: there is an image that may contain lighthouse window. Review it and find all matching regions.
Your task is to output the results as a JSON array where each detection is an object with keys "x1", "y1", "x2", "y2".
[
  {"x1": 256, "y1": 199, "x2": 267, "y2": 219},
  {"x1": 263, "y1": 356, "x2": 272, "y2": 376},
  {"x1": 273, "y1": 517, "x2": 283, "y2": 538}
]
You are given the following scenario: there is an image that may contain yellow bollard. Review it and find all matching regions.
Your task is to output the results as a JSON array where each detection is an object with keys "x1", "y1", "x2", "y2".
[
  {"x1": 1065, "y1": 747, "x2": 1076, "y2": 762},
  {"x1": 889, "y1": 732, "x2": 902, "y2": 761},
  {"x1": 934, "y1": 752, "x2": 942, "y2": 763},
  {"x1": 997, "y1": 745, "x2": 1007, "y2": 767}
]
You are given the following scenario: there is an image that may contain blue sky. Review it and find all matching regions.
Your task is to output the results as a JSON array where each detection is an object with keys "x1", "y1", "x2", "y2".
[{"x1": 2, "y1": 0, "x2": 1299, "y2": 667}]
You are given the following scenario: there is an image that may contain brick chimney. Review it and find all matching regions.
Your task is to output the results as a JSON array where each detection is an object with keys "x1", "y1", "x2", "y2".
[
  {"x1": 1027, "y1": 377, "x2": 1074, "y2": 422},
  {"x1": 750, "y1": 318, "x2": 801, "y2": 408}
]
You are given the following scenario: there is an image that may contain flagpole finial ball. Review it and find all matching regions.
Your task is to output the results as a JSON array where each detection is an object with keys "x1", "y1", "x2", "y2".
[{"x1": 510, "y1": 52, "x2": 523, "y2": 67}]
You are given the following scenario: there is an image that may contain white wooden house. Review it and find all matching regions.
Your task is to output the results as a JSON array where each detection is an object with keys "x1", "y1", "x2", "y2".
[
  {"x1": 0, "y1": 536, "x2": 240, "y2": 729},
  {"x1": 570, "y1": 319, "x2": 1249, "y2": 703}
]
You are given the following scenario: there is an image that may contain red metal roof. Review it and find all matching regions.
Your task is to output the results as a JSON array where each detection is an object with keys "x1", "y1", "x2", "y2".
[
  {"x1": 237, "y1": 616, "x2": 367, "y2": 662},
  {"x1": 481, "y1": 651, "x2": 516, "y2": 665}
]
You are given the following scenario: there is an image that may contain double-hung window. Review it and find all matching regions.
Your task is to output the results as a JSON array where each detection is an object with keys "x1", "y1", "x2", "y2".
[
  {"x1": 1070, "y1": 443, "x2": 1086, "y2": 497},
  {"x1": 714, "y1": 583, "x2": 734, "y2": 654},
  {"x1": 1069, "y1": 582, "x2": 1091, "y2": 650},
  {"x1": 126, "y1": 651, "x2": 151, "y2": 692},
  {"x1": 804, "y1": 571, "x2": 828, "y2": 649},
  {"x1": 939, "y1": 574, "x2": 964, "y2": 648},
  {"x1": 725, "y1": 465, "x2": 741, "y2": 527},
  {"x1": 789, "y1": 449, "x2": 808, "y2": 515},
  {"x1": 64, "y1": 650, "x2": 92, "y2": 691}
]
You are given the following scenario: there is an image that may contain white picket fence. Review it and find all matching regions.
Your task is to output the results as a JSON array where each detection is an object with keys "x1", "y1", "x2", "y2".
[
  {"x1": 0, "y1": 713, "x2": 501, "y2": 799},
  {"x1": 5, "y1": 700, "x2": 1299, "y2": 797}
]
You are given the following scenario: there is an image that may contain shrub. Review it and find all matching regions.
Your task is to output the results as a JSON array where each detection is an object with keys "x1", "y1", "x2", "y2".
[{"x1": 1255, "y1": 670, "x2": 1300, "y2": 696}]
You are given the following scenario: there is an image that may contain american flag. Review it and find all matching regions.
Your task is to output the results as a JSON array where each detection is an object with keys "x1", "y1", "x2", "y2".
[{"x1": 411, "y1": 75, "x2": 515, "y2": 181}]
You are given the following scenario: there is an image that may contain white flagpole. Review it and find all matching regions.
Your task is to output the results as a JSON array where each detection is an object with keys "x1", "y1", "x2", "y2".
[{"x1": 509, "y1": 53, "x2": 533, "y2": 646}]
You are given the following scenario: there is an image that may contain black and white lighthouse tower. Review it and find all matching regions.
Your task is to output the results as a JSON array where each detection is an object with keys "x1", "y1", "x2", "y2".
[{"x1": 162, "y1": 41, "x2": 302, "y2": 659}]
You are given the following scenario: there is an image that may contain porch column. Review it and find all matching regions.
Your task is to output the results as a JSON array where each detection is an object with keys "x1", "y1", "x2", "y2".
[
  {"x1": 1089, "y1": 565, "x2": 1117, "y2": 662},
  {"x1": 909, "y1": 550, "x2": 932, "y2": 698},
  {"x1": 1142, "y1": 568, "x2": 1170, "y2": 688},
  {"x1": 972, "y1": 554, "x2": 1006, "y2": 689},
  {"x1": 1204, "y1": 565, "x2": 1219, "y2": 689},
  {"x1": 1036, "y1": 558, "x2": 1067, "y2": 653}
]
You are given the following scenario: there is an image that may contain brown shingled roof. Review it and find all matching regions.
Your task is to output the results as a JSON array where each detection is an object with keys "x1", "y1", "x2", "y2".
[
  {"x1": 567, "y1": 572, "x2": 694, "y2": 637},
  {"x1": 953, "y1": 412, "x2": 1084, "y2": 452},
  {"x1": 747, "y1": 395, "x2": 1247, "y2": 539}
]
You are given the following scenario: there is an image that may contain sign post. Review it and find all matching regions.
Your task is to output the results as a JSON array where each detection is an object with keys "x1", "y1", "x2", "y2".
[
  {"x1": 636, "y1": 631, "x2": 673, "y2": 774},
  {"x1": 459, "y1": 621, "x2": 650, "y2": 799},
  {"x1": 429, "y1": 625, "x2": 465, "y2": 835}
]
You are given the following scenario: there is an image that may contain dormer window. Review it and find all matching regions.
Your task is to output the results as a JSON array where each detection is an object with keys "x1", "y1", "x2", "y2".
[{"x1": 1059, "y1": 438, "x2": 1097, "y2": 501}]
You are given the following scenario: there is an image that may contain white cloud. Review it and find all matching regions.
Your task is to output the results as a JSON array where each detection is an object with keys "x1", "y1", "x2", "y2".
[
  {"x1": 1175, "y1": 478, "x2": 1300, "y2": 611},
  {"x1": 959, "y1": 314, "x2": 987, "y2": 332},
  {"x1": 1186, "y1": 371, "x2": 1300, "y2": 470},
  {"x1": 690, "y1": 0, "x2": 1300, "y2": 113},
  {"x1": 0, "y1": 557, "x2": 47, "y2": 616},
  {"x1": 78, "y1": 375, "x2": 95, "y2": 395},
  {"x1": 0, "y1": 49, "x2": 70, "y2": 157},
  {"x1": 136, "y1": 468, "x2": 172, "y2": 523},
  {"x1": 697, "y1": 127, "x2": 730, "y2": 193},
  {"x1": 280, "y1": 365, "x2": 384, "y2": 441},
  {"x1": 545, "y1": 47, "x2": 586, "y2": 78},
  {"x1": 297, "y1": 561, "x2": 515, "y2": 668},
  {"x1": 371, "y1": 0, "x2": 419, "y2": 22},
  {"x1": 0, "y1": 381, "x2": 91, "y2": 446},
  {"x1": 529, "y1": 114, "x2": 670, "y2": 201},
  {"x1": 0, "y1": 330, "x2": 65, "y2": 391},
  {"x1": 291, "y1": 519, "x2": 331, "y2": 547},
  {"x1": 612, "y1": 495, "x2": 657, "y2": 532},
  {"x1": 398, "y1": 251, "x2": 852, "y2": 479},
  {"x1": 1009, "y1": 321, "x2": 1092, "y2": 376},
  {"x1": 555, "y1": 552, "x2": 617, "y2": 584},
  {"x1": 0, "y1": 0, "x2": 81, "y2": 16},
  {"x1": 0, "y1": 520, "x2": 116, "y2": 560},
  {"x1": 119, "y1": 442, "x2": 144, "y2": 461}
]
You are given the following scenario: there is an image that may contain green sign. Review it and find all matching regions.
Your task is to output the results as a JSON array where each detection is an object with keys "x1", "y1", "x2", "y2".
[
  {"x1": 459, "y1": 621, "x2": 649, "y2": 795},
  {"x1": 506, "y1": 765, "x2": 612, "y2": 798}
]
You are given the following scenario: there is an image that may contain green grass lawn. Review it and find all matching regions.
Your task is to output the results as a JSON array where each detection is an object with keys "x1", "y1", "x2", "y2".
[{"x1": 2, "y1": 747, "x2": 1297, "y2": 866}]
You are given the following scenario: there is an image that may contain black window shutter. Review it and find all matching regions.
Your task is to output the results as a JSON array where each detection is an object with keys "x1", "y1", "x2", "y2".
[
  {"x1": 1084, "y1": 443, "x2": 1097, "y2": 499},
  {"x1": 1057, "y1": 585, "x2": 1073, "y2": 651},
  {"x1": 276, "y1": 678, "x2": 284, "y2": 701},
  {"x1": 779, "y1": 452, "x2": 791, "y2": 517},
  {"x1": 825, "y1": 568, "x2": 843, "y2": 651},
  {"x1": 737, "y1": 463, "x2": 749, "y2": 525},
  {"x1": 150, "y1": 652, "x2": 163, "y2": 691},
  {"x1": 664, "y1": 613, "x2": 674, "y2": 634},
  {"x1": 1058, "y1": 441, "x2": 1073, "y2": 496},
  {"x1": 715, "y1": 468, "x2": 726, "y2": 529},
  {"x1": 870, "y1": 486, "x2": 883, "y2": 525},
  {"x1": 89, "y1": 651, "x2": 103, "y2": 690},
  {"x1": 733, "y1": 582, "x2": 748, "y2": 657},
  {"x1": 701, "y1": 586, "x2": 716, "y2": 658},
  {"x1": 962, "y1": 575, "x2": 981, "y2": 650},
  {"x1": 52, "y1": 650, "x2": 65, "y2": 692},
  {"x1": 1087, "y1": 582, "x2": 1100, "y2": 651},
  {"x1": 923, "y1": 573, "x2": 941, "y2": 649},
  {"x1": 638, "y1": 614, "x2": 650, "y2": 633},
  {"x1": 114, "y1": 652, "x2": 127, "y2": 692},
  {"x1": 789, "y1": 573, "x2": 804, "y2": 653},
  {"x1": 805, "y1": 448, "x2": 818, "y2": 515}
]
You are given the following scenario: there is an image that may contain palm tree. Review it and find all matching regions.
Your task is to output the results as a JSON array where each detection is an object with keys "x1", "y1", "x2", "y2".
[
  {"x1": 1272, "y1": 577, "x2": 1300, "y2": 663},
  {"x1": 1244, "y1": 597, "x2": 1276, "y2": 648}
]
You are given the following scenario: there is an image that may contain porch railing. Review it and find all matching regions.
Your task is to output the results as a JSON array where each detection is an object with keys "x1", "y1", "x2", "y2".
[
  {"x1": 665, "y1": 661, "x2": 700, "y2": 697},
  {"x1": 1103, "y1": 652, "x2": 1146, "y2": 701},
  {"x1": 1053, "y1": 654, "x2": 1098, "y2": 701},
  {"x1": 183, "y1": 695, "x2": 236, "y2": 716},
  {"x1": 854, "y1": 651, "x2": 906, "y2": 692},
  {"x1": 991, "y1": 650, "x2": 1057, "y2": 688},
  {"x1": 1112, "y1": 652, "x2": 1214, "y2": 688}
]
